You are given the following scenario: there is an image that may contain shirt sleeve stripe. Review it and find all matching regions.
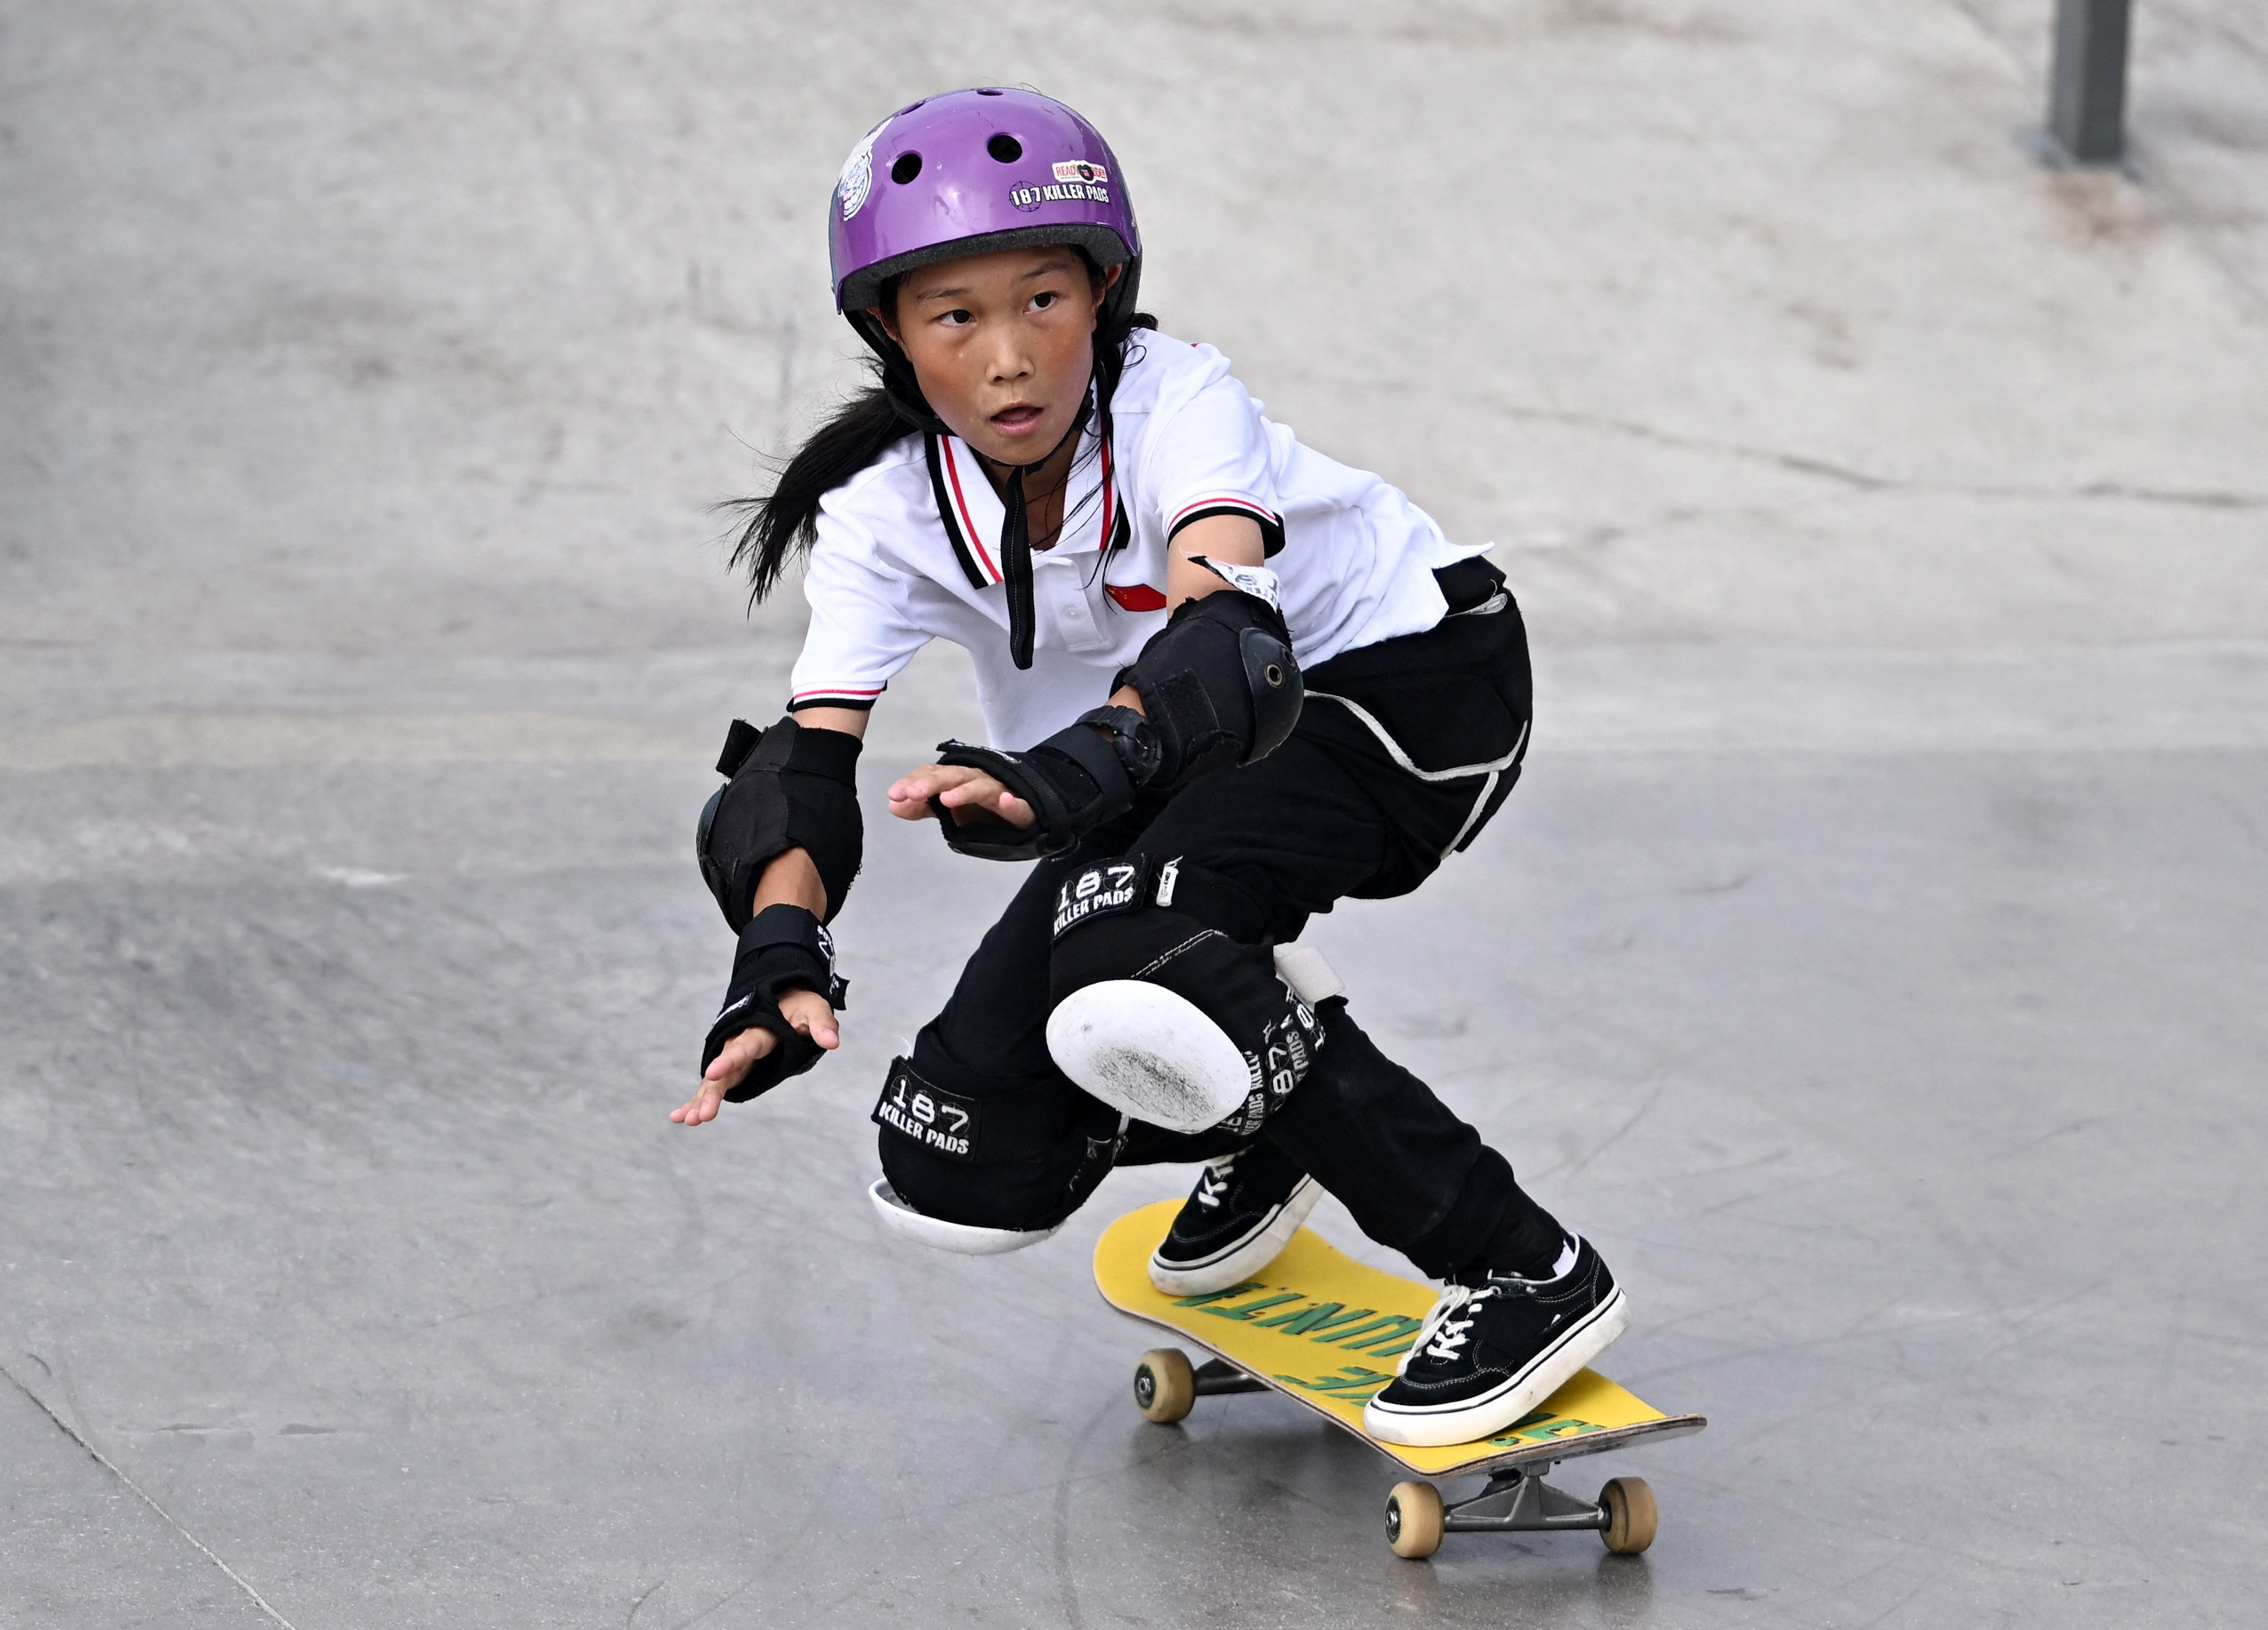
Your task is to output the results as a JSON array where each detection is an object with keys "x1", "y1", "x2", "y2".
[
  {"x1": 1168, "y1": 494, "x2": 1278, "y2": 529},
  {"x1": 1166, "y1": 496, "x2": 1287, "y2": 558}
]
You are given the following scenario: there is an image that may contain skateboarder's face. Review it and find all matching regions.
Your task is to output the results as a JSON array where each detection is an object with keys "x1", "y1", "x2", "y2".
[{"x1": 875, "y1": 245, "x2": 1118, "y2": 469}]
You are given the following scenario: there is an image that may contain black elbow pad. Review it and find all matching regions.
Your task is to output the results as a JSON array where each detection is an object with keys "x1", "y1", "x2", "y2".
[
  {"x1": 1118, "y1": 568, "x2": 1302, "y2": 789},
  {"x1": 696, "y1": 716, "x2": 862, "y2": 930}
]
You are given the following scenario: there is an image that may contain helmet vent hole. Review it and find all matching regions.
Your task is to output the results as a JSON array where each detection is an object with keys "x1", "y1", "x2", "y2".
[
  {"x1": 976, "y1": 87, "x2": 1005, "y2": 96},
  {"x1": 890, "y1": 152, "x2": 923, "y2": 185},
  {"x1": 987, "y1": 133, "x2": 1023, "y2": 164}
]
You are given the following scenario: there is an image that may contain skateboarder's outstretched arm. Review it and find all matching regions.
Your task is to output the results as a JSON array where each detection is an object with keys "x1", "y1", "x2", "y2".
[{"x1": 673, "y1": 703, "x2": 869, "y2": 1127}]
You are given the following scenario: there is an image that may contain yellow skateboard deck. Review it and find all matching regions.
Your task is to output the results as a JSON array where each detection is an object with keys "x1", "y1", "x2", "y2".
[{"x1": 1094, "y1": 1199, "x2": 1705, "y2": 1480}]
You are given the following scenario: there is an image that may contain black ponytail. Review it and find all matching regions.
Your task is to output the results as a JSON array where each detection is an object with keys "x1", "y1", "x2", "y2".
[
  {"x1": 722, "y1": 376, "x2": 910, "y2": 604},
  {"x1": 725, "y1": 253, "x2": 1155, "y2": 604}
]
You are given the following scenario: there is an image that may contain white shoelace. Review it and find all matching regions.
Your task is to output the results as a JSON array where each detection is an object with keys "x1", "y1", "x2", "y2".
[
  {"x1": 1195, "y1": 1152, "x2": 1239, "y2": 1210},
  {"x1": 1399, "y1": 1242, "x2": 1586, "y2": 1375},
  {"x1": 1405, "y1": 1281, "x2": 1503, "y2": 1370}
]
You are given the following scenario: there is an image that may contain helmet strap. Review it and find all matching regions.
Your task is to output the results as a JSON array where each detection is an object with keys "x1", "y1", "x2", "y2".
[
  {"x1": 994, "y1": 386, "x2": 1096, "y2": 670},
  {"x1": 1000, "y1": 465, "x2": 1037, "y2": 669}
]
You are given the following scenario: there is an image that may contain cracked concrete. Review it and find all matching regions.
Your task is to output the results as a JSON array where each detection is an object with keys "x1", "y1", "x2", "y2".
[{"x1": 4, "y1": 2, "x2": 2264, "y2": 1626}]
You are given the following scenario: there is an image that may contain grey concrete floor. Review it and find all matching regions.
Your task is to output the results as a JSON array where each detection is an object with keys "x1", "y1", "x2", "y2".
[{"x1": 4, "y1": 4, "x2": 2264, "y2": 1626}]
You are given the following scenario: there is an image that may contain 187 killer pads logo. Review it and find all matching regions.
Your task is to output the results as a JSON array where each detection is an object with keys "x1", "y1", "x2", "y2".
[
  {"x1": 1223, "y1": 1005, "x2": 1323, "y2": 1138},
  {"x1": 1011, "y1": 159, "x2": 1110, "y2": 212},
  {"x1": 1051, "y1": 857, "x2": 1151, "y2": 937},
  {"x1": 872, "y1": 1058, "x2": 978, "y2": 1160}
]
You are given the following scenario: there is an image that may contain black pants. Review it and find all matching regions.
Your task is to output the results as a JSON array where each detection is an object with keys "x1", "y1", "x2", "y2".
[{"x1": 876, "y1": 562, "x2": 1559, "y2": 1279}]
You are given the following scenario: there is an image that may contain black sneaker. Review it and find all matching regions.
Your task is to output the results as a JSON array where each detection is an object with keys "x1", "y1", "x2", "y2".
[
  {"x1": 1147, "y1": 1142, "x2": 1321, "y2": 1295},
  {"x1": 1363, "y1": 1237, "x2": 1629, "y2": 1447}
]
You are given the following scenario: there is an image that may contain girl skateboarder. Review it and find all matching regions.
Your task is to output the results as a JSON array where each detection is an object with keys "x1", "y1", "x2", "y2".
[{"x1": 672, "y1": 88, "x2": 1623, "y2": 1448}]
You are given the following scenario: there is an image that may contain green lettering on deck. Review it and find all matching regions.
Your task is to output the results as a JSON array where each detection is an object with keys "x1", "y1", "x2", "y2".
[
  {"x1": 1273, "y1": 1364, "x2": 1396, "y2": 1401},
  {"x1": 1172, "y1": 1282, "x2": 1265, "y2": 1307},
  {"x1": 1298, "y1": 1305, "x2": 1377, "y2": 1335},
  {"x1": 1521, "y1": 1417, "x2": 1606, "y2": 1441},
  {"x1": 1257, "y1": 1302, "x2": 1373, "y2": 1336},
  {"x1": 1198, "y1": 1291, "x2": 1305, "y2": 1321},
  {"x1": 1330, "y1": 1315, "x2": 1425, "y2": 1352},
  {"x1": 1333, "y1": 1323, "x2": 1424, "y2": 1360},
  {"x1": 1485, "y1": 1417, "x2": 1605, "y2": 1445},
  {"x1": 1486, "y1": 1413, "x2": 1550, "y2": 1445}
]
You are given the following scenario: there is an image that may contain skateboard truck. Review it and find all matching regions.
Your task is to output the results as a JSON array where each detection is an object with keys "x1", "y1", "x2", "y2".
[
  {"x1": 1437, "y1": 1465, "x2": 1608, "y2": 1535},
  {"x1": 1387, "y1": 1461, "x2": 1656, "y2": 1560},
  {"x1": 1190, "y1": 1357, "x2": 1266, "y2": 1398},
  {"x1": 1132, "y1": 1349, "x2": 1663, "y2": 1561}
]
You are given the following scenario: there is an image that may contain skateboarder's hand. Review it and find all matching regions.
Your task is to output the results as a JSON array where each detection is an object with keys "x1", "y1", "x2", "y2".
[
  {"x1": 670, "y1": 988, "x2": 839, "y2": 1127},
  {"x1": 887, "y1": 761, "x2": 1036, "y2": 829}
]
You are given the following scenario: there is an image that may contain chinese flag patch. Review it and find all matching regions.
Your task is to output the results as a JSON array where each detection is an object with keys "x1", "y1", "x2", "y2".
[{"x1": 1104, "y1": 582, "x2": 1167, "y2": 613}]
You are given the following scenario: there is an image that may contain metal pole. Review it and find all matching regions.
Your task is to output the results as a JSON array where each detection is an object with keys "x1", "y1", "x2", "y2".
[{"x1": 2048, "y1": 0, "x2": 2133, "y2": 164}]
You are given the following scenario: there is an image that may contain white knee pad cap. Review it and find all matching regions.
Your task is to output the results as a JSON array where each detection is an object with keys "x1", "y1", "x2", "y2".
[
  {"x1": 1046, "y1": 979, "x2": 1254, "y2": 1135},
  {"x1": 865, "y1": 1178, "x2": 1060, "y2": 1256}
]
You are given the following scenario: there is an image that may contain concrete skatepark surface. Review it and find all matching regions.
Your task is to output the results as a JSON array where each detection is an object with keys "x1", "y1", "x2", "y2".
[{"x1": 4, "y1": 3, "x2": 2264, "y2": 1625}]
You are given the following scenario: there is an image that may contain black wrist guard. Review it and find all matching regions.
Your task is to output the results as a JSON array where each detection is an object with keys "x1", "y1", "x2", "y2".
[
  {"x1": 929, "y1": 708, "x2": 1160, "y2": 862},
  {"x1": 700, "y1": 903, "x2": 848, "y2": 1103},
  {"x1": 1075, "y1": 704, "x2": 1166, "y2": 784},
  {"x1": 1116, "y1": 568, "x2": 1302, "y2": 789}
]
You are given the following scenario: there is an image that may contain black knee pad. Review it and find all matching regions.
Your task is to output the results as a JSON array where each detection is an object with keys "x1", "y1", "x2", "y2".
[
  {"x1": 1048, "y1": 900, "x2": 1278, "y2": 1013},
  {"x1": 1045, "y1": 855, "x2": 1278, "y2": 1016},
  {"x1": 870, "y1": 1053, "x2": 1119, "y2": 1234},
  {"x1": 1046, "y1": 855, "x2": 1325, "y2": 1136}
]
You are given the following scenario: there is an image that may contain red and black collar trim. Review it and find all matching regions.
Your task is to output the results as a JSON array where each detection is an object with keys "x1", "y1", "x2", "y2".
[
  {"x1": 925, "y1": 433, "x2": 1000, "y2": 590},
  {"x1": 924, "y1": 415, "x2": 1121, "y2": 590}
]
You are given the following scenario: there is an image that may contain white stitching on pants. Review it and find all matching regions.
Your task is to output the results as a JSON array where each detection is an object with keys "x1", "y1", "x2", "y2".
[{"x1": 1133, "y1": 930, "x2": 1224, "y2": 981}]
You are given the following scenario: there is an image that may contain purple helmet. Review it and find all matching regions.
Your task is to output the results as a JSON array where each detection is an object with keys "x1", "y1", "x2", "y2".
[{"x1": 829, "y1": 88, "x2": 1141, "y2": 327}]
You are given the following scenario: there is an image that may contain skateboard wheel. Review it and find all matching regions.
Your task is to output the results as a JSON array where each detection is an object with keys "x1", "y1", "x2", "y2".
[
  {"x1": 1133, "y1": 1348, "x2": 1195, "y2": 1424},
  {"x1": 1599, "y1": 1476, "x2": 1657, "y2": 1554},
  {"x1": 1385, "y1": 1481, "x2": 1443, "y2": 1560}
]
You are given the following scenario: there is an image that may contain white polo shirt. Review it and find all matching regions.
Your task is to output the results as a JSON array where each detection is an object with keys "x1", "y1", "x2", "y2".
[{"x1": 789, "y1": 331, "x2": 1483, "y2": 750}]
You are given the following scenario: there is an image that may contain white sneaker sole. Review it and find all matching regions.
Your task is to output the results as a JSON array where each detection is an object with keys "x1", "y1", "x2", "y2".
[
  {"x1": 1046, "y1": 980, "x2": 1253, "y2": 1135},
  {"x1": 1148, "y1": 1176, "x2": 1323, "y2": 1296},
  {"x1": 1362, "y1": 1286, "x2": 1630, "y2": 1448}
]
